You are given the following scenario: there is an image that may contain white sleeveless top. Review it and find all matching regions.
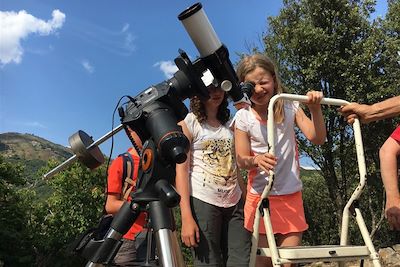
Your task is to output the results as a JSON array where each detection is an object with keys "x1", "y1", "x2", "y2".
[
  {"x1": 234, "y1": 101, "x2": 302, "y2": 195},
  {"x1": 184, "y1": 113, "x2": 242, "y2": 208}
]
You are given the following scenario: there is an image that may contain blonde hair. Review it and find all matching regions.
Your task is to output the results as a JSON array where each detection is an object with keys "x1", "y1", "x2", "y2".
[{"x1": 236, "y1": 54, "x2": 285, "y2": 123}]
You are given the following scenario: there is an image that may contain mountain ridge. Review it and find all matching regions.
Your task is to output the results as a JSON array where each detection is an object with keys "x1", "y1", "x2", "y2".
[{"x1": 0, "y1": 132, "x2": 73, "y2": 174}]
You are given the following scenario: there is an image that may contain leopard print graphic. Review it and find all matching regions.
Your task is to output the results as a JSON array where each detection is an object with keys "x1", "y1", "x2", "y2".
[{"x1": 201, "y1": 138, "x2": 237, "y2": 187}]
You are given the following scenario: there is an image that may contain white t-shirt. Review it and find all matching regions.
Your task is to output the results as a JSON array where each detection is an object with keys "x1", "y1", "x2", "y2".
[
  {"x1": 184, "y1": 113, "x2": 242, "y2": 208},
  {"x1": 234, "y1": 101, "x2": 302, "y2": 195}
]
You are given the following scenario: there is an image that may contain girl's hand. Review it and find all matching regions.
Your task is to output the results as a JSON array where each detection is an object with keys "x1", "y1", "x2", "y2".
[
  {"x1": 253, "y1": 153, "x2": 277, "y2": 173},
  {"x1": 306, "y1": 91, "x2": 323, "y2": 111},
  {"x1": 181, "y1": 216, "x2": 200, "y2": 247}
]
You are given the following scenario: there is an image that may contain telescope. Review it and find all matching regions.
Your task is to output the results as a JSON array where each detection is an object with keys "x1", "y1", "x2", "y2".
[
  {"x1": 44, "y1": 3, "x2": 253, "y2": 180},
  {"x1": 44, "y1": 3, "x2": 253, "y2": 267}
]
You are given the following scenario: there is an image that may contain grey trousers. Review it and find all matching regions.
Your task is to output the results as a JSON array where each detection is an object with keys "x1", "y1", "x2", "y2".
[
  {"x1": 190, "y1": 197, "x2": 251, "y2": 267},
  {"x1": 112, "y1": 238, "x2": 137, "y2": 267}
]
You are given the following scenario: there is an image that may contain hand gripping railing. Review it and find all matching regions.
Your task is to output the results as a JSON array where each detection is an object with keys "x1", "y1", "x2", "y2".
[{"x1": 249, "y1": 93, "x2": 381, "y2": 267}]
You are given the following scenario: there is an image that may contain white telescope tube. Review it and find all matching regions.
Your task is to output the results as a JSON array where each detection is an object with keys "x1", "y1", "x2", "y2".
[{"x1": 178, "y1": 3, "x2": 222, "y2": 57}]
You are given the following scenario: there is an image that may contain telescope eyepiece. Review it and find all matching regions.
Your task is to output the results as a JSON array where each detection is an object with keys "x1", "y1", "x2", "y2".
[
  {"x1": 158, "y1": 132, "x2": 189, "y2": 164},
  {"x1": 240, "y1": 81, "x2": 255, "y2": 99}
]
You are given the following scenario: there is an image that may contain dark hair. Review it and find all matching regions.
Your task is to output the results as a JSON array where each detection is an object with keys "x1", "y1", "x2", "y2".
[{"x1": 189, "y1": 94, "x2": 230, "y2": 125}]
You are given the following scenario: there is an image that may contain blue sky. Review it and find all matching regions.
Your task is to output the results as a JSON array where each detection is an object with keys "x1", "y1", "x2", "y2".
[{"x1": 0, "y1": 1, "x2": 388, "y2": 169}]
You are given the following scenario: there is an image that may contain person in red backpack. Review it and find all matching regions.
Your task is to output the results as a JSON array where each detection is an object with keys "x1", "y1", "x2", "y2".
[{"x1": 105, "y1": 127, "x2": 147, "y2": 266}]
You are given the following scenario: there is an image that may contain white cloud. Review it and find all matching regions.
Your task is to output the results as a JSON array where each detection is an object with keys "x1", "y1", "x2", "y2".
[
  {"x1": 81, "y1": 59, "x2": 94, "y2": 73},
  {"x1": 154, "y1": 60, "x2": 178, "y2": 79},
  {"x1": 121, "y1": 23, "x2": 129, "y2": 33},
  {"x1": 0, "y1": 9, "x2": 66, "y2": 66},
  {"x1": 69, "y1": 22, "x2": 135, "y2": 56},
  {"x1": 123, "y1": 32, "x2": 135, "y2": 53},
  {"x1": 120, "y1": 23, "x2": 135, "y2": 53}
]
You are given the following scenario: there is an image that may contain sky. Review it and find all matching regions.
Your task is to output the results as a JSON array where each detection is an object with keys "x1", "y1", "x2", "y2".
[{"x1": 0, "y1": 0, "x2": 389, "y2": 171}]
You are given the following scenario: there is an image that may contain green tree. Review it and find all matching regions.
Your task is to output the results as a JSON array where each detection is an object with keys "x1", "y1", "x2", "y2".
[
  {"x1": 262, "y1": 0, "x2": 399, "y2": 246},
  {"x1": 26, "y1": 160, "x2": 107, "y2": 266},
  {"x1": 0, "y1": 155, "x2": 35, "y2": 266}
]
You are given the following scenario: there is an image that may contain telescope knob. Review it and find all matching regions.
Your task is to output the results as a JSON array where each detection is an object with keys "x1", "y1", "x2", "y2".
[
  {"x1": 220, "y1": 80, "x2": 232, "y2": 92},
  {"x1": 155, "y1": 179, "x2": 181, "y2": 208}
]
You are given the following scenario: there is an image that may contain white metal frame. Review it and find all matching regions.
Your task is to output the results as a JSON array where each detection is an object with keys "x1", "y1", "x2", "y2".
[{"x1": 249, "y1": 93, "x2": 381, "y2": 267}]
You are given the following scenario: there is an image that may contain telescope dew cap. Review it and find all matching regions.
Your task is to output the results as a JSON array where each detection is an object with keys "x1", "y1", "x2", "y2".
[{"x1": 178, "y1": 2, "x2": 202, "y2": 20}]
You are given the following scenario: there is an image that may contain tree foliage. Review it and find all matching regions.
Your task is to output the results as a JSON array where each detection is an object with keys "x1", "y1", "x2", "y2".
[
  {"x1": 0, "y1": 155, "x2": 108, "y2": 266},
  {"x1": 29, "y1": 160, "x2": 107, "y2": 266},
  {"x1": 0, "y1": 155, "x2": 35, "y2": 266},
  {"x1": 262, "y1": 0, "x2": 399, "y2": 246}
]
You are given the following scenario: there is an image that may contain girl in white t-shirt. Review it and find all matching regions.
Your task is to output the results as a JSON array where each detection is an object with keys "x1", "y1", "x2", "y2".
[
  {"x1": 233, "y1": 54, "x2": 326, "y2": 267},
  {"x1": 175, "y1": 84, "x2": 251, "y2": 266}
]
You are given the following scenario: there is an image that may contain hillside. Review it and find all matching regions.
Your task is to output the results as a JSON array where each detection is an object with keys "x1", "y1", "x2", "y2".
[{"x1": 0, "y1": 132, "x2": 73, "y2": 175}]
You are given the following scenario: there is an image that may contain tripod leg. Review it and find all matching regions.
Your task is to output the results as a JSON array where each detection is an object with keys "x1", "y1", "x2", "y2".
[
  {"x1": 142, "y1": 229, "x2": 157, "y2": 266},
  {"x1": 149, "y1": 201, "x2": 185, "y2": 267},
  {"x1": 84, "y1": 201, "x2": 141, "y2": 266},
  {"x1": 145, "y1": 230, "x2": 154, "y2": 264}
]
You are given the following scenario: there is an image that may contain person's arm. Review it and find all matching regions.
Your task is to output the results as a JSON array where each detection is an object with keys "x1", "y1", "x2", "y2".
[
  {"x1": 340, "y1": 95, "x2": 400, "y2": 124},
  {"x1": 296, "y1": 91, "x2": 326, "y2": 145},
  {"x1": 236, "y1": 168, "x2": 247, "y2": 200},
  {"x1": 235, "y1": 127, "x2": 276, "y2": 173},
  {"x1": 105, "y1": 157, "x2": 125, "y2": 214},
  {"x1": 175, "y1": 121, "x2": 200, "y2": 247},
  {"x1": 235, "y1": 128, "x2": 256, "y2": 170},
  {"x1": 231, "y1": 119, "x2": 248, "y2": 200},
  {"x1": 105, "y1": 193, "x2": 124, "y2": 214},
  {"x1": 379, "y1": 135, "x2": 400, "y2": 230}
]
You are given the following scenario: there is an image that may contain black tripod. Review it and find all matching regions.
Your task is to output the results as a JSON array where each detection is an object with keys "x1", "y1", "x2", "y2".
[{"x1": 82, "y1": 139, "x2": 185, "y2": 267}]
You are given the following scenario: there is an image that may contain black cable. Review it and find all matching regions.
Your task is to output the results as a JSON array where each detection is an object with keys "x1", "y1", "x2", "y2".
[{"x1": 105, "y1": 95, "x2": 132, "y2": 186}]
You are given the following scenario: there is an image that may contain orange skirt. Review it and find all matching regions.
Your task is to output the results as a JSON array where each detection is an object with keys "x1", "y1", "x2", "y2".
[{"x1": 244, "y1": 191, "x2": 308, "y2": 234}]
